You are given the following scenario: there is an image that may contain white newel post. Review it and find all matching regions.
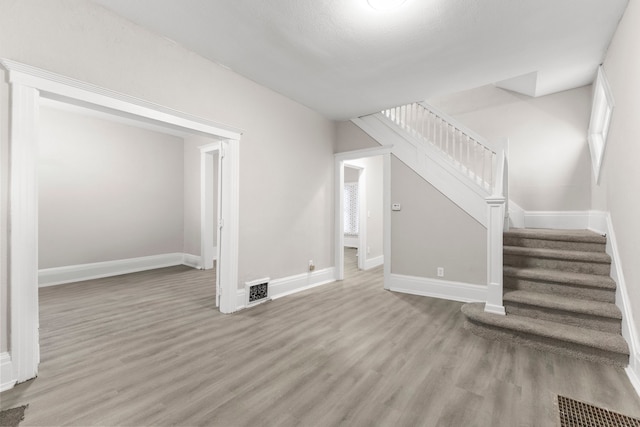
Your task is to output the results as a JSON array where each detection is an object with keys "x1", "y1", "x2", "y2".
[{"x1": 485, "y1": 196, "x2": 506, "y2": 315}]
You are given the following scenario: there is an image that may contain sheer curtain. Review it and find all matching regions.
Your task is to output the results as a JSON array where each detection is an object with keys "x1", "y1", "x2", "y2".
[{"x1": 344, "y1": 182, "x2": 359, "y2": 236}]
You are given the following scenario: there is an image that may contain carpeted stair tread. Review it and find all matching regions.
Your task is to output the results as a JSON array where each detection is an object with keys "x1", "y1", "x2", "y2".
[
  {"x1": 504, "y1": 246, "x2": 611, "y2": 264},
  {"x1": 503, "y1": 290, "x2": 622, "y2": 319},
  {"x1": 504, "y1": 228, "x2": 606, "y2": 243},
  {"x1": 503, "y1": 266, "x2": 617, "y2": 290},
  {"x1": 461, "y1": 303, "x2": 629, "y2": 355}
]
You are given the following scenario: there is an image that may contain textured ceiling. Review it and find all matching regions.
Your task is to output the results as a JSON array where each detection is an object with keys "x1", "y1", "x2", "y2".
[{"x1": 92, "y1": 0, "x2": 628, "y2": 119}]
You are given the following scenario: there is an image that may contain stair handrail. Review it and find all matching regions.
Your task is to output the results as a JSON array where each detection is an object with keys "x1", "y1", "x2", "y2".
[{"x1": 381, "y1": 101, "x2": 499, "y2": 192}]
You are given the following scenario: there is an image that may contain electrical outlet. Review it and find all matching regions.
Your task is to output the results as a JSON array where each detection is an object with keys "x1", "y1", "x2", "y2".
[
  {"x1": 367, "y1": 246, "x2": 371, "y2": 254},
  {"x1": 309, "y1": 260, "x2": 315, "y2": 272},
  {"x1": 437, "y1": 267, "x2": 444, "y2": 277}
]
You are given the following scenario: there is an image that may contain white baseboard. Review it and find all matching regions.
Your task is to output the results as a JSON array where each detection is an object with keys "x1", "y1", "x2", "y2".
[
  {"x1": 363, "y1": 255, "x2": 384, "y2": 270},
  {"x1": 344, "y1": 236, "x2": 359, "y2": 248},
  {"x1": 389, "y1": 273, "x2": 486, "y2": 303},
  {"x1": 523, "y1": 210, "x2": 590, "y2": 229},
  {"x1": 236, "y1": 267, "x2": 336, "y2": 310},
  {"x1": 182, "y1": 253, "x2": 203, "y2": 269},
  {"x1": 0, "y1": 352, "x2": 16, "y2": 392},
  {"x1": 38, "y1": 252, "x2": 200, "y2": 287}
]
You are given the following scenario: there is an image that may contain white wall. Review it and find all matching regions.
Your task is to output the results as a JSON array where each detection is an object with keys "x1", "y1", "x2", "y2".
[
  {"x1": 429, "y1": 85, "x2": 593, "y2": 211},
  {"x1": 0, "y1": 0, "x2": 335, "y2": 349},
  {"x1": 391, "y1": 156, "x2": 486, "y2": 284},
  {"x1": 38, "y1": 106, "x2": 185, "y2": 268},
  {"x1": 345, "y1": 156, "x2": 384, "y2": 262},
  {"x1": 592, "y1": 0, "x2": 640, "y2": 343}
]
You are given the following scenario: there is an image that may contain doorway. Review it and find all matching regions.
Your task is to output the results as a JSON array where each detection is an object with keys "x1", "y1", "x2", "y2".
[
  {"x1": 2, "y1": 59, "x2": 241, "y2": 385},
  {"x1": 200, "y1": 144, "x2": 221, "y2": 307},
  {"x1": 343, "y1": 163, "x2": 363, "y2": 275},
  {"x1": 334, "y1": 147, "x2": 392, "y2": 285}
]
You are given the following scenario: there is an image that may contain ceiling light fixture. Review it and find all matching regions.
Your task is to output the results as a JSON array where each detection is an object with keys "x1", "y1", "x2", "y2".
[{"x1": 367, "y1": 0, "x2": 407, "y2": 11}]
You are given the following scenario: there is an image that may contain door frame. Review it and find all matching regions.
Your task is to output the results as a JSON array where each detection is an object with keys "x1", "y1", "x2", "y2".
[
  {"x1": 343, "y1": 163, "x2": 365, "y2": 270},
  {"x1": 1, "y1": 58, "x2": 242, "y2": 386},
  {"x1": 334, "y1": 146, "x2": 392, "y2": 285},
  {"x1": 200, "y1": 143, "x2": 223, "y2": 307}
]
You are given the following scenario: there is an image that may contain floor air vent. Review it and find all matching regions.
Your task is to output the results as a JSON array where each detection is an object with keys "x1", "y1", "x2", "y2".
[
  {"x1": 558, "y1": 395, "x2": 640, "y2": 427},
  {"x1": 245, "y1": 277, "x2": 270, "y2": 307}
]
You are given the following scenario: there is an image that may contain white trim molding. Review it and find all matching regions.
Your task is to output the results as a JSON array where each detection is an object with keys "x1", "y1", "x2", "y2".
[
  {"x1": 521, "y1": 210, "x2": 591, "y2": 230},
  {"x1": 183, "y1": 253, "x2": 204, "y2": 269},
  {"x1": 38, "y1": 253, "x2": 206, "y2": 287},
  {"x1": 344, "y1": 237, "x2": 359, "y2": 248},
  {"x1": 363, "y1": 255, "x2": 384, "y2": 270},
  {"x1": 236, "y1": 267, "x2": 336, "y2": 310},
  {"x1": 0, "y1": 58, "x2": 243, "y2": 139},
  {"x1": 217, "y1": 139, "x2": 241, "y2": 314},
  {"x1": 0, "y1": 353, "x2": 16, "y2": 392},
  {"x1": 388, "y1": 273, "x2": 486, "y2": 303},
  {"x1": 588, "y1": 66, "x2": 614, "y2": 184},
  {"x1": 8, "y1": 79, "x2": 40, "y2": 384},
  {"x1": 509, "y1": 208, "x2": 607, "y2": 231}
]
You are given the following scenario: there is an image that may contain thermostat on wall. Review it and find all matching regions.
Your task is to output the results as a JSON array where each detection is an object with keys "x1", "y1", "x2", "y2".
[{"x1": 392, "y1": 203, "x2": 401, "y2": 211}]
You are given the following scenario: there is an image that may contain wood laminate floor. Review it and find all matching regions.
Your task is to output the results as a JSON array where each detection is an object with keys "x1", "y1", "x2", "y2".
[{"x1": 2, "y1": 253, "x2": 640, "y2": 426}]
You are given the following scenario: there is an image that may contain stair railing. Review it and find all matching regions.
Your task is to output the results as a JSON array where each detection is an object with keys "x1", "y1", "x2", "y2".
[
  {"x1": 382, "y1": 102, "x2": 499, "y2": 193},
  {"x1": 381, "y1": 101, "x2": 508, "y2": 315}
]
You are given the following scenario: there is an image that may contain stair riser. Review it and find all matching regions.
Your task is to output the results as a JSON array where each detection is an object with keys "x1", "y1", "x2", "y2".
[
  {"x1": 504, "y1": 303, "x2": 621, "y2": 334},
  {"x1": 504, "y1": 255, "x2": 611, "y2": 276},
  {"x1": 464, "y1": 320, "x2": 628, "y2": 367},
  {"x1": 503, "y1": 236, "x2": 605, "y2": 253},
  {"x1": 503, "y1": 278, "x2": 615, "y2": 303}
]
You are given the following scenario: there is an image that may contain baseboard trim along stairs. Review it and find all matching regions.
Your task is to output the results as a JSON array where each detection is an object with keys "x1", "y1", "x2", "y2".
[{"x1": 462, "y1": 228, "x2": 630, "y2": 367}]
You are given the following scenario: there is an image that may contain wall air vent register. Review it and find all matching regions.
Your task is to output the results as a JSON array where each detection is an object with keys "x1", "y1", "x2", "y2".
[{"x1": 245, "y1": 277, "x2": 270, "y2": 307}]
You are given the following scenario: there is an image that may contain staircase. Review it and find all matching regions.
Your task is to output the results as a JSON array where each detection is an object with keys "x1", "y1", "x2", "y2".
[
  {"x1": 462, "y1": 228, "x2": 629, "y2": 366},
  {"x1": 354, "y1": 102, "x2": 629, "y2": 366}
]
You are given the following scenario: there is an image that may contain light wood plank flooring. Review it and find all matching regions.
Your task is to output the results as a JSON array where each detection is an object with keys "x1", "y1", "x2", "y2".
[{"x1": 2, "y1": 257, "x2": 640, "y2": 426}]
